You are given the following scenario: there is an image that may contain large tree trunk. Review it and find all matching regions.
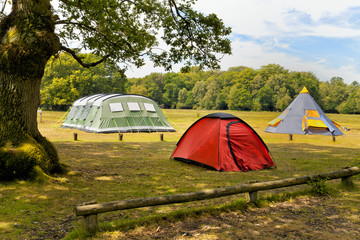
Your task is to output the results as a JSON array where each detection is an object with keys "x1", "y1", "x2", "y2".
[{"x1": 0, "y1": 0, "x2": 63, "y2": 180}]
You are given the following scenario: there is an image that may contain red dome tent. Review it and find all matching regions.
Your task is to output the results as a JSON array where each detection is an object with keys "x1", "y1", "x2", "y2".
[{"x1": 171, "y1": 113, "x2": 275, "y2": 172}]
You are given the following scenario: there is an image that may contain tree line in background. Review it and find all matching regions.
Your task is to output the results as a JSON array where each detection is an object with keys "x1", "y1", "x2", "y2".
[{"x1": 41, "y1": 53, "x2": 360, "y2": 114}]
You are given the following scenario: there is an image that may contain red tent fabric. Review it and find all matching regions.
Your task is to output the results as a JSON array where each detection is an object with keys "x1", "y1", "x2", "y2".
[{"x1": 171, "y1": 113, "x2": 275, "y2": 172}]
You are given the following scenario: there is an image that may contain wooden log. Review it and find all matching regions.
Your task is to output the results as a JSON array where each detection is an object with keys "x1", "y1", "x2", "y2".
[{"x1": 75, "y1": 167, "x2": 360, "y2": 216}]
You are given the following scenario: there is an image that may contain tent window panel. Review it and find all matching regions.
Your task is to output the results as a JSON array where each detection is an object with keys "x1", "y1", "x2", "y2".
[
  {"x1": 74, "y1": 106, "x2": 84, "y2": 120},
  {"x1": 123, "y1": 117, "x2": 150, "y2": 127},
  {"x1": 125, "y1": 117, "x2": 137, "y2": 126},
  {"x1": 127, "y1": 102, "x2": 141, "y2": 111},
  {"x1": 110, "y1": 118, "x2": 127, "y2": 128},
  {"x1": 134, "y1": 117, "x2": 145, "y2": 126},
  {"x1": 67, "y1": 107, "x2": 78, "y2": 119},
  {"x1": 144, "y1": 103, "x2": 156, "y2": 112},
  {"x1": 80, "y1": 105, "x2": 92, "y2": 120},
  {"x1": 305, "y1": 110, "x2": 320, "y2": 118},
  {"x1": 109, "y1": 103, "x2": 123, "y2": 112},
  {"x1": 307, "y1": 119, "x2": 328, "y2": 129},
  {"x1": 139, "y1": 117, "x2": 152, "y2": 126},
  {"x1": 302, "y1": 116, "x2": 306, "y2": 131},
  {"x1": 125, "y1": 117, "x2": 146, "y2": 129},
  {"x1": 149, "y1": 117, "x2": 165, "y2": 126},
  {"x1": 268, "y1": 118, "x2": 281, "y2": 127}
]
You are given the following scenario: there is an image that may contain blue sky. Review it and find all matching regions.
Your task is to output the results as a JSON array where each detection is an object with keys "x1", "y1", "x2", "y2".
[
  {"x1": 127, "y1": 0, "x2": 360, "y2": 84},
  {"x1": 3, "y1": 0, "x2": 360, "y2": 84}
]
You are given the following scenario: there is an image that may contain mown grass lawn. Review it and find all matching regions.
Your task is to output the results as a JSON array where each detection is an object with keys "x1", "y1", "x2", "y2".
[{"x1": 0, "y1": 109, "x2": 359, "y2": 239}]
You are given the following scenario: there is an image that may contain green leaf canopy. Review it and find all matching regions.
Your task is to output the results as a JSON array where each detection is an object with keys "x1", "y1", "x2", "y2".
[{"x1": 56, "y1": 0, "x2": 232, "y2": 71}]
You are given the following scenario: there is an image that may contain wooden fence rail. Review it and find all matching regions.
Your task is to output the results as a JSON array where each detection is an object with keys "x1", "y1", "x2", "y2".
[{"x1": 75, "y1": 166, "x2": 360, "y2": 235}]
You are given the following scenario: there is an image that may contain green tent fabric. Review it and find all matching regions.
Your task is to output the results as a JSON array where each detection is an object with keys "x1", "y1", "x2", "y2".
[
  {"x1": 265, "y1": 87, "x2": 343, "y2": 136},
  {"x1": 62, "y1": 94, "x2": 175, "y2": 133}
]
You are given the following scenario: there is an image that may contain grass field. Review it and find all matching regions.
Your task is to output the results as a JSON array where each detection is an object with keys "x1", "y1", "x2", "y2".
[{"x1": 1, "y1": 109, "x2": 360, "y2": 239}]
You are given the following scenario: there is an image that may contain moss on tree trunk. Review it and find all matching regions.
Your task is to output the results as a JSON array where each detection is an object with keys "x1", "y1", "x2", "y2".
[{"x1": 0, "y1": 0, "x2": 63, "y2": 180}]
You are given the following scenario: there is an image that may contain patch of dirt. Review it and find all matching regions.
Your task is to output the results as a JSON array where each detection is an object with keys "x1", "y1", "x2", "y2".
[
  {"x1": 16, "y1": 215, "x2": 76, "y2": 240},
  {"x1": 107, "y1": 196, "x2": 360, "y2": 240},
  {"x1": 22, "y1": 196, "x2": 360, "y2": 240}
]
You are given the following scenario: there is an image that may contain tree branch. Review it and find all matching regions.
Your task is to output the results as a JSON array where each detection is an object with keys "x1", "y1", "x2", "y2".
[
  {"x1": 168, "y1": 0, "x2": 193, "y2": 39},
  {"x1": 55, "y1": 20, "x2": 135, "y2": 52},
  {"x1": 120, "y1": 0, "x2": 136, "y2": 4},
  {"x1": 60, "y1": 46, "x2": 109, "y2": 68}
]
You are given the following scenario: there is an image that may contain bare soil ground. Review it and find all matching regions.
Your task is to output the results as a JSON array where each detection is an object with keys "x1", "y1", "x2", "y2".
[{"x1": 95, "y1": 196, "x2": 360, "y2": 240}]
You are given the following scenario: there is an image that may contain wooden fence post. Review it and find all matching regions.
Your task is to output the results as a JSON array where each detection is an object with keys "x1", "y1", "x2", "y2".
[
  {"x1": 82, "y1": 214, "x2": 98, "y2": 235},
  {"x1": 289, "y1": 134, "x2": 293, "y2": 141},
  {"x1": 245, "y1": 191, "x2": 258, "y2": 203},
  {"x1": 341, "y1": 176, "x2": 353, "y2": 186},
  {"x1": 74, "y1": 133, "x2": 78, "y2": 141},
  {"x1": 332, "y1": 136, "x2": 336, "y2": 142},
  {"x1": 341, "y1": 167, "x2": 354, "y2": 186},
  {"x1": 245, "y1": 180, "x2": 258, "y2": 202},
  {"x1": 119, "y1": 133, "x2": 123, "y2": 141},
  {"x1": 249, "y1": 191, "x2": 258, "y2": 203},
  {"x1": 160, "y1": 134, "x2": 164, "y2": 141},
  {"x1": 79, "y1": 201, "x2": 98, "y2": 235}
]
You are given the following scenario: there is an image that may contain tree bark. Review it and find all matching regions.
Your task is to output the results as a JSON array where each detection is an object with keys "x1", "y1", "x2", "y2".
[{"x1": 0, "y1": 0, "x2": 63, "y2": 180}]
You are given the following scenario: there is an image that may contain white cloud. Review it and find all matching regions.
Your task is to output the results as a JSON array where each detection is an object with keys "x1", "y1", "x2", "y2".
[
  {"x1": 219, "y1": 38, "x2": 305, "y2": 72},
  {"x1": 195, "y1": 0, "x2": 360, "y2": 38},
  {"x1": 125, "y1": 0, "x2": 360, "y2": 84},
  {"x1": 191, "y1": 0, "x2": 360, "y2": 84}
]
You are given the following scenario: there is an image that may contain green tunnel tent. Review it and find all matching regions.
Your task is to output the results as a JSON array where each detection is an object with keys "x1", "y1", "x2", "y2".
[
  {"x1": 265, "y1": 87, "x2": 343, "y2": 136},
  {"x1": 61, "y1": 94, "x2": 176, "y2": 133}
]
